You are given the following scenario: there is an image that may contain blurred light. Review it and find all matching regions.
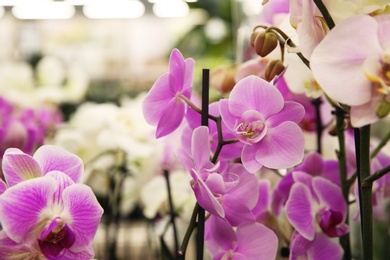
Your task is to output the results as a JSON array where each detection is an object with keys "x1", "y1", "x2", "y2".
[
  {"x1": 65, "y1": 0, "x2": 92, "y2": 5},
  {"x1": 204, "y1": 18, "x2": 228, "y2": 43},
  {"x1": 0, "y1": 6, "x2": 4, "y2": 17},
  {"x1": 83, "y1": 0, "x2": 145, "y2": 19},
  {"x1": 0, "y1": 0, "x2": 32, "y2": 6},
  {"x1": 153, "y1": 0, "x2": 189, "y2": 18},
  {"x1": 12, "y1": 1, "x2": 75, "y2": 19},
  {"x1": 185, "y1": 0, "x2": 197, "y2": 2}
]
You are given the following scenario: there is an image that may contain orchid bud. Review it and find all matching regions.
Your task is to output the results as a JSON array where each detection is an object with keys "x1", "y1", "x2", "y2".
[
  {"x1": 211, "y1": 66, "x2": 237, "y2": 94},
  {"x1": 250, "y1": 31, "x2": 259, "y2": 47},
  {"x1": 264, "y1": 60, "x2": 285, "y2": 81},
  {"x1": 254, "y1": 31, "x2": 278, "y2": 57},
  {"x1": 375, "y1": 96, "x2": 390, "y2": 118}
]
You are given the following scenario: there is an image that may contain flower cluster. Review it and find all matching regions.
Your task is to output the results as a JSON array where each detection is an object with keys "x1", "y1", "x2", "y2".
[
  {"x1": 141, "y1": 0, "x2": 390, "y2": 257},
  {"x1": 0, "y1": 145, "x2": 103, "y2": 259}
]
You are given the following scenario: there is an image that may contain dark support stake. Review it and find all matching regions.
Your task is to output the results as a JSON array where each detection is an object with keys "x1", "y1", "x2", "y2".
[{"x1": 197, "y1": 69, "x2": 209, "y2": 260}]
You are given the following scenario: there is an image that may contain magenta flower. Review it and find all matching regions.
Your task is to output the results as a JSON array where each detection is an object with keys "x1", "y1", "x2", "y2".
[
  {"x1": 311, "y1": 14, "x2": 390, "y2": 127},
  {"x1": 205, "y1": 215, "x2": 278, "y2": 259},
  {"x1": 0, "y1": 171, "x2": 103, "y2": 259},
  {"x1": 142, "y1": 48, "x2": 195, "y2": 138},
  {"x1": 219, "y1": 75, "x2": 305, "y2": 172},
  {"x1": 2, "y1": 145, "x2": 83, "y2": 187},
  {"x1": 285, "y1": 172, "x2": 348, "y2": 240},
  {"x1": 289, "y1": 231, "x2": 343, "y2": 260}
]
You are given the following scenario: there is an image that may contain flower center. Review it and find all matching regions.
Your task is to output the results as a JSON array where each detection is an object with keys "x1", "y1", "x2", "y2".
[
  {"x1": 235, "y1": 110, "x2": 267, "y2": 144},
  {"x1": 364, "y1": 52, "x2": 390, "y2": 95}
]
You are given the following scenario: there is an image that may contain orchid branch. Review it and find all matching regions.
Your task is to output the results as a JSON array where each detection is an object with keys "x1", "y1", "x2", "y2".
[
  {"x1": 371, "y1": 129, "x2": 390, "y2": 158},
  {"x1": 363, "y1": 164, "x2": 390, "y2": 184},
  {"x1": 313, "y1": 0, "x2": 335, "y2": 29}
]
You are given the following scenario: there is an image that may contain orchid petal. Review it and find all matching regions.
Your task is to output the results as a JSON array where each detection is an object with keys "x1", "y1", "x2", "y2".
[
  {"x1": 285, "y1": 183, "x2": 315, "y2": 240},
  {"x1": 205, "y1": 215, "x2": 236, "y2": 255},
  {"x1": 191, "y1": 126, "x2": 211, "y2": 170},
  {"x1": 266, "y1": 101, "x2": 305, "y2": 127},
  {"x1": 311, "y1": 15, "x2": 383, "y2": 106},
  {"x1": 308, "y1": 233, "x2": 344, "y2": 260},
  {"x1": 46, "y1": 171, "x2": 75, "y2": 205},
  {"x1": 156, "y1": 98, "x2": 186, "y2": 138},
  {"x1": 34, "y1": 145, "x2": 83, "y2": 183},
  {"x1": 219, "y1": 99, "x2": 237, "y2": 131},
  {"x1": 2, "y1": 148, "x2": 43, "y2": 187},
  {"x1": 235, "y1": 223, "x2": 278, "y2": 259},
  {"x1": 62, "y1": 184, "x2": 103, "y2": 251},
  {"x1": 169, "y1": 49, "x2": 186, "y2": 92},
  {"x1": 241, "y1": 144, "x2": 263, "y2": 173},
  {"x1": 142, "y1": 73, "x2": 171, "y2": 125},
  {"x1": 223, "y1": 195, "x2": 256, "y2": 226},
  {"x1": 55, "y1": 244, "x2": 95, "y2": 260},
  {"x1": 376, "y1": 16, "x2": 390, "y2": 50},
  {"x1": 256, "y1": 121, "x2": 304, "y2": 169},
  {"x1": 0, "y1": 177, "x2": 57, "y2": 243},
  {"x1": 205, "y1": 173, "x2": 225, "y2": 194},
  {"x1": 0, "y1": 179, "x2": 7, "y2": 195},
  {"x1": 228, "y1": 75, "x2": 284, "y2": 118}
]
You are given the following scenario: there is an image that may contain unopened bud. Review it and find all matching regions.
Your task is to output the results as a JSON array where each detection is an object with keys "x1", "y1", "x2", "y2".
[
  {"x1": 375, "y1": 96, "x2": 390, "y2": 118},
  {"x1": 211, "y1": 66, "x2": 237, "y2": 94},
  {"x1": 254, "y1": 31, "x2": 278, "y2": 57},
  {"x1": 264, "y1": 60, "x2": 285, "y2": 81},
  {"x1": 250, "y1": 31, "x2": 259, "y2": 47}
]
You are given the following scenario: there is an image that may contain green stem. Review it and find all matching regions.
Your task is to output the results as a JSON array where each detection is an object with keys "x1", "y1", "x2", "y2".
[
  {"x1": 371, "y1": 129, "x2": 390, "y2": 158},
  {"x1": 178, "y1": 203, "x2": 201, "y2": 259},
  {"x1": 334, "y1": 107, "x2": 351, "y2": 260},
  {"x1": 364, "y1": 164, "x2": 390, "y2": 184},
  {"x1": 355, "y1": 125, "x2": 373, "y2": 260}
]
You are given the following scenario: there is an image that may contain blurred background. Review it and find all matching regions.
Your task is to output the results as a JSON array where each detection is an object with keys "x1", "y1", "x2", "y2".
[{"x1": 0, "y1": 0, "x2": 263, "y2": 259}]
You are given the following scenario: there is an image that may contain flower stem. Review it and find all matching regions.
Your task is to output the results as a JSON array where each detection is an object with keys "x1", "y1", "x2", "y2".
[
  {"x1": 354, "y1": 125, "x2": 373, "y2": 260},
  {"x1": 334, "y1": 107, "x2": 351, "y2": 260},
  {"x1": 312, "y1": 98, "x2": 323, "y2": 154},
  {"x1": 163, "y1": 169, "x2": 179, "y2": 258},
  {"x1": 178, "y1": 203, "x2": 201, "y2": 259},
  {"x1": 371, "y1": 129, "x2": 390, "y2": 158}
]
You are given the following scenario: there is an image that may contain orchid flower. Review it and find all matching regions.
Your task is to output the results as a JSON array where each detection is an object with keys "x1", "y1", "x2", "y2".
[
  {"x1": 219, "y1": 75, "x2": 305, "y2": 173},
  {"x1": 2, "y1": 145, "x2": 83, "y2": 187},
  {"x1": 310, "y1": 14, "x2": 390, "y2": 127},
  {"x1": 289, "y1": 231, "x2": 343, "y2": 260},
  {"x1": 205, "y1": 215, "x2": 278, "y2": 259},
  {"x1": 0, "y1": 171, "x2": 103, "y2": 259},
  {"x1": 285, "y1": 172, "x2": 349, "y2": 240},
  {"x1": 142, "y1": 48, "x2": 195, "y2": 138}
]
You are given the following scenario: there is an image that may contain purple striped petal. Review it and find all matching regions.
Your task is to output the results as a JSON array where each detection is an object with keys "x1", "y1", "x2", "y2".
[
  {"x1": 266, "y1": 101, "x2": 304, "y2": 127},
  {"x1": 155, "y1": 98, "x2": 186, "y2": 138},
  {"x1": 61, "y1": 184, "x2": 103, "y2": 251},
  {"x1": 241, "y1": 143, "x2": 263, "y2": 173},
  {"x1": 2, "y1": 148, "x2": 43, "y2": 187},
  {"x1": 0, "y1": 177, "x2": 57, "y2": 243},
  {"x1": 285, "y1": 183, "x2": 315, "y2": 240},
  {"x1": 34, "y1": 145, "x2": 83, "y2": 183},
  {"x1": 255, "y1": 121, "x2": 304, "y2": 169}
]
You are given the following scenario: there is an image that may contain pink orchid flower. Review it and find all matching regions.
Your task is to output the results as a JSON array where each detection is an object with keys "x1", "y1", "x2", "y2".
[
  {"x1": 0, "y1": 171, "x2": 102, "y2": 259},
  {"x1": 311, "y1": 14, "x2": 390, "y2": 127},
  {"x1": 205, "y1": 215, "x2": 278, "y2": 259},
  {"x1": 2, "y1": 145, "x2": 83, "y2": 187},
  {"x1": 219, "y1": 75, "x2": 305, "y2": 173},
  {"x1": 289, "y1": 231, "x2": 344, "y2": 260},
  {"x1": 142, "y1": 48, "x2": 195, "y2": 138},
  {"x1": 285, "y1": 172, "x2": 349, "y2": 240}
]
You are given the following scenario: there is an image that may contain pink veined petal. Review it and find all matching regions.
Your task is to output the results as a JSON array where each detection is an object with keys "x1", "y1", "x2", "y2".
[
  {"x1": 155, "y1": 98, "x2": 186, "y2": 138},
  {"x1": 255, "y1": 121, "x2": 304, "y2": 169},
  {"x1": 310, "y1": 14, "x2": 383, "y2": 106},
  {"x1": 2, "y1": 148, "x2": 43, "y2": 187},
  {"x1": 285, "y1": 183, "x2": 315, "y2": 241},
  {"x1": 191, "y1": 169, "x2": 225, "y2": 218},
  {"x1": 142, "y1": 73, "x2": 172, "y2": 125},
  {"x1": 205, "y1": 173, "x2": 226, "y2": 194},
  {"x1": 176, "y1": 147, "x2": 193, "y2": 173},
  {"x1": 54, "y1": 244, "x2": 95, "y2": 260},
  {"x1": 241, "y1": 143, "x2": 263, "y2": 173},
  {"x1": 191, "y1": 126, "x2": 212, "y2": 170},
  {"x1": 376, "y1": 15, "x2": 390, "y2": 50},
  {"x1": 308, "y1": 233, "x2": 344, "y2": 260},
  {"x1": 182, "y1": 58, "x2": 195, "y2": 98},
  {"x1": 169, "y1": 49, "x2": 186, "y2": 92},
  {"x1": 222, "y1": 194, "x2": 256, "y2": 226},
  {"x1": 252, "y1": 180, "x2": 270, "y2": 220},
  {"x1": 266, "y1": 101, "x2": 305, "y2": 127},
  {"x1": 289, "y1": 230, "x2": 312, "y2": 258},
  {"x1": 34, "y1": 145, "x2": 83, "y2": 183},
  {"x1": 349, "y1": 91, "x2": 382, "y2": 127},
  {"x1": 296, "y1": 0, "x2": 326, "y2": 59},
  {"x1": 235, "y1": 223, "x2": 278, "y2": 259},
  {"x1": 228, "y1": 170, "x2": 259, "y2": 210},
  {"x1": 312, "y1": 177, "x2": 347, "y2": 219},
  {"x1": 0, "y1": 177, "x2": 57, "y2": 243},
  {"x1": 61, "y1": 184, "x2": 104, "y2": 251},
  {"x1": 45, "y1": 171, "x2": 75, "y2": 205},
  {"x1": 219, "y1": 99, "x2": 238, "y2": 131},
  {"x1": 205, "y1": 215, "x2": 236, "y2": 255},
  {"x1": 228, "y1": 75, "x2": 284, "y2": 118}
]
